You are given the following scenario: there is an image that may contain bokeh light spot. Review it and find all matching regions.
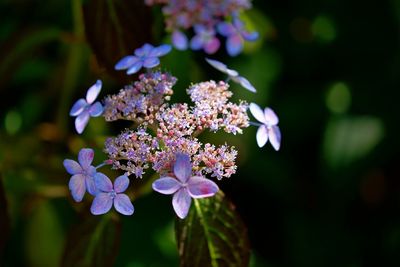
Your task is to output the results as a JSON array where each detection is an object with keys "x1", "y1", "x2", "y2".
[
  {"x1": 312, "y1": 15, "x2": 336, "y2": 43},
  {"x1": 5, "y1": 110, "x2": 22, "y2": 135},
  {"x1": 326, "y1": 82, "x2": 351, "y2": 114}
]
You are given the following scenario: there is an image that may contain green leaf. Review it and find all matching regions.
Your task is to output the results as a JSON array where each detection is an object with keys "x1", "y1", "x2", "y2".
[
  {"x1": 176, "y1": 191, "x2": 250, "y2": 267},
  {"x1": 82, "y1": 0, "x2": 153, "y2": 78},
  {"x1": 62, "y1": 216, "x2": 121, "y2": 267}
]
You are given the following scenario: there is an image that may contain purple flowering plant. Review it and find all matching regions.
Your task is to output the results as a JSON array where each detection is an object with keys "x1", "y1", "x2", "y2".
[{"x1": 145, "y1": 0, "x2": 259, "y2": 56}]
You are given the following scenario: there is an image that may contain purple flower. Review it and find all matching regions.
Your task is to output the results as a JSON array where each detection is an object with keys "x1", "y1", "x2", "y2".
[
  {"x1": 217, "y1": 17, "x2": 259, "y2": 56},
  {"x1": 115, "y1": 43, "x2": 172, "y2": 75},
  {"x1": 63, "y1": 148, "x2": 98, "y2": 202},
  {"x1": 172, "y1": 30, "x2": 188, "y2": 50},
  {"x1": 152, "y1": 153, "x2": 219, "y2": 219},
  {"x1": 205, "y1": 58, "x2": 256, "y2": 92},
  {"x1": 249, "y1": 103, "x2": 281, "y2": 150},
  {"x1": 91, "y1": 174, "x2": 134, "y2": 216},
  {"x1": 190, "y1": 25, "x2": 220, "y2": 54},
  {"x1": 69, "y1": 80, "x2": 103, "y2": 134}
]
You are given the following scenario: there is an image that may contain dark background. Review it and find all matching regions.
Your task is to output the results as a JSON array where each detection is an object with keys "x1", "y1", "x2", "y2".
[{"x1": 1, "y1": 0, "x2": 400, "y2": 266}]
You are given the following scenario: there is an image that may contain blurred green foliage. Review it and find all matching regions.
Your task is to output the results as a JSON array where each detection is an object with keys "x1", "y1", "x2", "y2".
[{"x1": 1, "y1": 0, "x2": 400, "y2": 266}]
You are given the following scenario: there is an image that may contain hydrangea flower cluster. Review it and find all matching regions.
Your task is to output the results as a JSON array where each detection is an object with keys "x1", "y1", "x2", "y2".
[
  {"x1": 64, "y1": 43, "x2": 281, "y2": 219},
  {"x1": 145, "y1": 0, "x2": 259, "y2": 56}
]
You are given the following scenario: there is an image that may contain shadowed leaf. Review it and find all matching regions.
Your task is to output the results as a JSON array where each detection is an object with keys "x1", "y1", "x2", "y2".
[
  {"x1": 62, "y1": 216, "x2": 121, "y2": 267},
  {"x1": 176, "y1": 191, "x2": 250, "y2": 267},
  {"x1": 0, "y1": 175, "x2": 10, "y2": 259},
  {"x1": 82, "y1": 0, "x2": 153, "y2": 79}
]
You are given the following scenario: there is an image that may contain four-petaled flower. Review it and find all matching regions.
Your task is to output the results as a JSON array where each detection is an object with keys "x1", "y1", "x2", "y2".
[
  {"x1": 217, "y1": 17, "x2": 259, "y2": 56},
  {"x1": 91, "y1": 174, "x2": 134, "y2": 216},
  {"x1": 115, "y1": 43, "x2": 172, "y2": 75},
  {"x1": 249, "y1": 103, "x2": 281, "y2": 150},
  {"x1": 190, "y1": 25, "x2": 220, "y2": 54},
  {"x1": 69, "y1": 80, "x2": 103, "y2": 134},
  {"x1": 152, "y1": 153, "x2": 219, "y2": 219},
  {"x1": 206, "y1": 58, "x2": 256, "y2": 92},
  {"x1": 63, "y1": 148, "x2": 98, "y2": 202}
]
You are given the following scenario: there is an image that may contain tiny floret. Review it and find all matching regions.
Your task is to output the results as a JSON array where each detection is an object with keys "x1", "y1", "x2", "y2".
[{"x1": 69, "y1": 80, "x2": 104, "y2": 134}]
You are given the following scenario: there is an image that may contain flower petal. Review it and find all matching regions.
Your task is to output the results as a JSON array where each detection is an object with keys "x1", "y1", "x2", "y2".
[
  {"x1": 269, "y1": 125, "x2": 281, "y2": 151},
  {"x1": 126, "y1": 61, "x2": 143, "y2": 75},
  {"x1": 149, "y1": 44, "x2": 172, "y2": 57},
  {"x1": 226, "y1": 35, "x2": 243, "y2": 57},
  {"x1": 242, "y1": 31, "x2": 259, "y2": 41},
  {"x1": 114, "y1": 175, "x2": 129, "y2": 193},
  {"x1": 264, "y1": 107, "x2": 279, "y2": 125},
  {"x1": 135, "y1": 43, "x2": 154, "y2": 57},
  {"x1": 114, "y1": 55, "x2": 140, "y2": 70},
  {"x1": 89, "y1": 102, "x2": 103, "y2": 117},
  {"x1": 69, "y1": 98, "x2": 87, "y2": 116},
  {"x1": 205, "y1": 58, "x2": 238, "y2": 77},
  {"x1": 172, "y1": 188, "x2": 192, "y2": 219},
  {"x1": 249, "y1": 103, "x2": 267, "y2": 124},
  {"x1": 114, "y1": 194, "x2": 134, "y2": 215},
  {"x1": 152, "y1": 177, "x2": 181, "y2": 195},
  {"x1": 204, "y1": 37, "x2": 220, "y2": 54},
  {"x1": 90, "y1": 193, "x2": 113, "y2": 215},
  {"x1": 256, "y1": 125, "x2": 269, "y2": 148},
  {"x1": 63, "y1": 159, "x2": 82, "y2": 175},
  {"x1": 232, "y1": 76, "x2": 256, "y2": 93},
  {"x1": 174, "y1": 153, "x2": 192, "y2": 183},
  {"x1": 190, "y1": 35, "x2": 203, "y2": 50},
  {"x1": 78, "y1": 148, "x2": 94, "y2": 169},
  {"x1": 172, "y1": 31, "x2": 188, "y2": 50},
  {"x1": 85, "y1": 173, "x2": 98, "y2": 196},
  {"x1": 217, "y1": 21, "x2": 235, "y2": 36},
  {"x1": 69, "y1": 174, "x2": 86, "y2": 202},
  {"x1": 75, "y1": 111, "x2": 90, "y2": 134},
  {"x1": 86, "y1": 80, "x2": 102, "y2": 104},
  {"x1": 94, "y1": 172, "x2": 113, "y2": 192},
  {"x1": 187, "y1": 176, "x2": 219, "y2": 198},
  {"x1": 143, "y1": 57, "x2": 160, "y2": 68}
]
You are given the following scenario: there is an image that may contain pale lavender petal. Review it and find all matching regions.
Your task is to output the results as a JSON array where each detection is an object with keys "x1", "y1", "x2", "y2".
[
  {"x1": 86, "y1": 80, "x2": 102, "y2": 104},
  {"x1": 135, "y1": 43, "x2": 153, "y2": 57},
  {"x1": 172, "y1": 188, "x2": 192, "y2": 219},
  {"x1": 114, "y1": 175, "x2": 129, "y2": 193},
  {"x1": 89, "y1": 102, "x2": 103, "y2": 117},
  {"x1": 204, "y1": 37, "x2": 220, "y2": 54},
  {"x1": 269, "y1": 125, "x2": 281, "y2": 151},
  {"x1": 69, "y1": 98, "x2": 87, "y2": 116},
  {"x1": 187, "y1": 176, "x2": 219, "y2": 198},
  {"x1": 172, "y1": 31, "x2": 188, "y2": 50},
  {"x1": 69, "y1": 174, "x2": 86, "y2": 202},
  {"x1": 75, "y1": 111, "x2": 90, "y2": 134},
  {"x1": 78, "y1": 148, "x2": 94, "y2": 169},
  {"x1": 114, "y1": 194, "x2": 134, "y2": 215},
  {"x1": 90, "y1": 193, "x2": 113, "y2": 215},
  {"x1": 63, "y1": 159, "x2": 82, "y2": 175},
  {"x1": 149, "y1": 44, "x2": 172, "y2": 57},
  {"x1": 217, "y1": 22, "x2": 235, "y2": 36},
  {"x1": 126, "y1": 61, "x2": 143, "y2": 75},
  {"x1": 232, "y1": 76, "x2": 256, "y2": 93},
  {"x1": 152, "y1": 177, "x2": 181, "y2": 195},
  {"x1": 190, "y1": 35, "x2": 203, "y2": 50},
  {"x1": 232, "y1": 17, "x2": 244, "y2": 29},
  {"x1": 264, "y1": 107, "x2": 279, "y2": 125},
  {"x1": 226, "y1": 35, "x2": 243, "y2": 57},
  {"x1": 115, "y1": 56, "x2": 140, "y2": 70},
  {"x1": 193, "y1": 24, "x2": 206, "y2": 34},
  {"x1": 256, "y1": 125, "x2": 269, "y2": 148},
  {"x1": 143, "y1": 57, "x2": 160, "y2": 68},
  {"x1": 242, "y1": 31, "x2": 259, "y2": 41},
  {"x1": 94, "y1": 172, "x2": 113, "y2": 192},
  {"x1": 249, "y1": 103, "x2": 267, "y2": 124},
  {"x1": 174, "y1": 153, "x2": 192, "y2": 183},
  {"x1": 205, "y1": 58, "x2": 238, "y2": 76},
  {"x1": 85, "y1": 174, "x2": 98, "y2": 196}
]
